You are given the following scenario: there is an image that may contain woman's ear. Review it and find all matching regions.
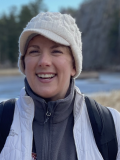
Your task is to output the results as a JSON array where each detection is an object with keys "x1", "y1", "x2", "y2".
[
  {"x1": 71, "y1": 67, "x2": 76, "y2": 77},
  {"x1": 21, "y1": 55, "x2": 25, "y2": 71},
  {"x1": 71, "y1": 57, "x2": 76, "y2": 77}
]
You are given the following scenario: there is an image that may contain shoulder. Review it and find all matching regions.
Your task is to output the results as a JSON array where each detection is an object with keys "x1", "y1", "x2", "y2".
[
  {"x1": 0, "y1": 99, "x2": 16, "y2": 117},
  {"x1": 107, "y1": 107, "x2": 120, "y2": 129},
  {"x1": 107, "y1": 107, "x2": 120, "y2": 159},
  {"x1": 107, "y1": 107, "x2": 120, "y2": 135}
]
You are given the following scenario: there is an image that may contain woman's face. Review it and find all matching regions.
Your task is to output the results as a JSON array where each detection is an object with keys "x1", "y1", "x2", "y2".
[{"x1": 24, "y1": 35, "x2": 76, "y2": 101}]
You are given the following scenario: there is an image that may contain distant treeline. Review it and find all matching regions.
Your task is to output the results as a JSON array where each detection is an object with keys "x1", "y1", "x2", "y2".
[
  {"x1": 0, "y1": 0, "x2": 120, "y2": 70},
  {"x1": 61, "y1": 0, "x2": 120, "y2": 70},
  {"x1": 0, "y1": 0, "x2": 47, "y2": 66}
]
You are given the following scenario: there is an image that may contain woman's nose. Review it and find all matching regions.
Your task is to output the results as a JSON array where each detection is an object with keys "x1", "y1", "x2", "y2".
[{"x1": 38, "y1": 52, "x2": 51, "y2": 67}]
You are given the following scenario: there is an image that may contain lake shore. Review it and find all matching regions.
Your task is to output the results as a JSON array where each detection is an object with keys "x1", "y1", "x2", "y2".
[
  {"x1": 0, "y1": 69, "x2": 119, "y2": 111},
  {"x1": 0, "y1": 68, "x2": 21, "y2": 76}
]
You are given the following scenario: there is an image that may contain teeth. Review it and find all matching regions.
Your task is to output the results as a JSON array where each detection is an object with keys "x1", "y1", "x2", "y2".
[{"x1": 37, "y1": 74, "x2": 55, "y2": 78}]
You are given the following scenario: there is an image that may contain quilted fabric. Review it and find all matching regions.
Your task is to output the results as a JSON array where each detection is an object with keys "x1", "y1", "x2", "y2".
[{"x1": 0, "y1": 89, "x2": 34, "y2": 160}]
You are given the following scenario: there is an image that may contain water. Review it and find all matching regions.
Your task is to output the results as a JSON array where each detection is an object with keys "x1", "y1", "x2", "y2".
[
  {"x1": 0, "y1": 72, "x2": 120, "y2": 102},
  {"x1": 76, "y1": 72, "x2": 120, "y2": 94},
  {"x1": 0, "y1": 75, "x2": 25, "y2": 102}
]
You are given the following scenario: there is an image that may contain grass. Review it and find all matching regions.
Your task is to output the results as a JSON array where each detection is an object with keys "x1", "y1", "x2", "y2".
[
  {"x1": 0, "y1": 68, "x2": 21, "y2": 76},
  {"x1": 92, "y1": 90, "x2": 120, "y2": 112}
]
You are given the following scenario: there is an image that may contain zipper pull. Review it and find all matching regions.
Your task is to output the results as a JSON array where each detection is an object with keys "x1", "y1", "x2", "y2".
[{"x1": 44, "y1": 110, "x2": 51, "y2": 124}]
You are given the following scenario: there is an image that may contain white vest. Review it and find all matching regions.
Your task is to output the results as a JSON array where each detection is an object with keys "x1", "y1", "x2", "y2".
[{"x1": 0, "y1": 88, "x2": 120, "y2": 160}]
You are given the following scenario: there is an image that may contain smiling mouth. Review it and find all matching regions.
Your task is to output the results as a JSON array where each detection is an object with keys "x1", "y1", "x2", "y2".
[{"x1": 37, "y1": 74, "x2": 56, "y2": 79}]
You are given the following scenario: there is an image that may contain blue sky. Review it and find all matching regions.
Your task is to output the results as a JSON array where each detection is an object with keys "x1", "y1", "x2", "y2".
[{"x1": 0, "y1": 0, "x2": 83, "y2": 15}]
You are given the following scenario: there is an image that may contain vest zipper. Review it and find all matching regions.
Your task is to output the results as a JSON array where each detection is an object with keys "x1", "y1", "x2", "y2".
[
  {"x1": 43, "y1": 107, "x2": 52, "y2": 160},
  {"x1": 44, "y1": 109, "x2": 51, "y2": 124}
]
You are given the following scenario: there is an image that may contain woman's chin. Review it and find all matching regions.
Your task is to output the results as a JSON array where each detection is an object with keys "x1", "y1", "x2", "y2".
[
  {"x1": 35, "y1": 90, "x2": 56, "y2": 100},
  {"x1": 38, "y1": 91, "x2": 62, "y2": 101}
]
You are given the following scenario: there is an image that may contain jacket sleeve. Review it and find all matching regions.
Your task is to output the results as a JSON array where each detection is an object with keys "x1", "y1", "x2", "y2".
[{"x1": 108, "y1": 107, "x2": 120, "y2": 160}]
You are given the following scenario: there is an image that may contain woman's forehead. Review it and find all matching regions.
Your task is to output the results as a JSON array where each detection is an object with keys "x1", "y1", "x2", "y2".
[{"x1": 28, "y1": 35, "x2": 68, "y2": 49}]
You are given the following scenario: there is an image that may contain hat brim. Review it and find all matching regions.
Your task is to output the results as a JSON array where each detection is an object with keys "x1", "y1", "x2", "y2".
[{"x1": 19, "y1": 29, "x2": 70, "y2": 55}]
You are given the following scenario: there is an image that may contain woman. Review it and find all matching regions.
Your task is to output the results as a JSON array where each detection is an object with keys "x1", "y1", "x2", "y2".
[{"x1": 0, "y1": 12, "x2": 120, "y2": 160}]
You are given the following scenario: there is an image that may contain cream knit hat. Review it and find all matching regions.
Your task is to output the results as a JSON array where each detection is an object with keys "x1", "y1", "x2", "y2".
[{"x1": 18, "y1": 12, "x2": 82, "y2": 78}]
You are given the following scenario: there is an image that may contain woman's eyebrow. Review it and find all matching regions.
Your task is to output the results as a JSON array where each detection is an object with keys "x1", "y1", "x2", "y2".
[
  {"x1": 27, "y1": 45, "x2": 40, "y2": 49},
  {"x1": 50, "y1": 45, "x2": 62, "y2": 49}
]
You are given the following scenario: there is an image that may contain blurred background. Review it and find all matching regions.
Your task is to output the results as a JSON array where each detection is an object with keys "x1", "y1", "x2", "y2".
[{"x1": 0, "y1": 0, "x2": 120, "y2": 110}]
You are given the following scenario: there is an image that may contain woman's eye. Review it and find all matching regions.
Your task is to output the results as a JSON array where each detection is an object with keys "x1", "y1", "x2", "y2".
[
  {"x1": 28, "y1": 50, "x2": 40, "y2": 56},
  {"x1": 52, "y1": 50, "x2": 62, "y2": 54}
]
